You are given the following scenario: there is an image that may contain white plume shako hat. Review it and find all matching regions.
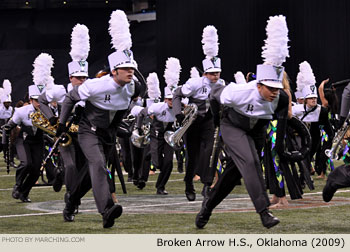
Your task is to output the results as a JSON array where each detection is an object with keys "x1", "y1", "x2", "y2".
[
  {"x1": 29, "y1": 53, "x2": 54, "y2": 99},
  {"x1": 1, "y1": 79, "x2": 12, "y2": 103},
  {"x1": 202, "y1": 25, "x2": 221, "y2": 73},
  {"x1": 68, "y1": 24, "x2": 90, "y2": 77},
  {"x1": 234, "y1": 71, "x2": 247, "y2": 84},
  {"x1": 164, "y1": 57, "x2": 181, "y2": 98},
  {"x1": 108, "y1": 10, "x2": 136, "y2": 70},
  {"x1": 296, "y1": 61, "x2": 317, "y2": 99},
  {"x1": 146, "y1": 72, "x2": 161, "y2": 104},
  {"x1": 257, "y1": 15, "x2": 289, "y2": 89}
]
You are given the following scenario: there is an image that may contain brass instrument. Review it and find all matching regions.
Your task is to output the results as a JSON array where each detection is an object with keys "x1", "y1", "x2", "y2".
[
  {"x1": 30, "y1": 111, "x2": 77, "y2": 147},
  {"x1": 164, "y1": 103, "x2": 198, "y2": 150},
  {"x1": 131, "y1": 121, "x2": 151, "y2": 148},
  {"x1": 325, "y1": 113, "x2": 350, "y2": 159}
]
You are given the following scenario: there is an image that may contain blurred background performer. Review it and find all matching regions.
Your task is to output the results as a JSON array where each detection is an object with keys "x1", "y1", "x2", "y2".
[
  {"x1": 58, "y1": 10, "x2": 142, "y2": 228},
  {"x1": 173, "y1": 25, "x2": 224, "y2": 201},
  {"x1": 292, "y1": 61, "x2": 334, "y2": 179},
  {"x1": 196, "y1": 15, "x2": 290, "y2": 229},
  {"x1": 3, "y1": 53, "x2": 53, "y2": 202},
  {"x1": 0, "y1": 80, "x2": 16, "y2": 167}
]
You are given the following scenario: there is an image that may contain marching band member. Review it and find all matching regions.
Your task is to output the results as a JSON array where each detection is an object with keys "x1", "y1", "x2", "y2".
[
  {"x1": 173, "y1": 25, "x2": 225, "y2": 201},
  {"x1": 196, "y1": 15, "x2": 290, "y2": 229},
  {"x1": 3, "y1": 53, "x2": 52, "y2": 202},
  {"x1": 38, "y1": 23, "x2": 90, "y2": 221},
  {"x1": 292, "y1": 61, "x2": 334, "y2": 179},
  {"x1": 137, "y1": 57, "x2": 181, "y2": 194},
  {"x1": 0, "y1": 80, "x2": 15, "y2": 167},
  {"x1": 58, "y1": 10, "x2": 142, "y2": 228}
]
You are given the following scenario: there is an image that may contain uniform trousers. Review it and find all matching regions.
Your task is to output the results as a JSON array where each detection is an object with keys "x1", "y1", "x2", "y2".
[
  {"x1": 205, "y1": 119, "x2": 270, "y2": 213},
  {"x1": 118, "y1": 136, "x2": 133, "y2": 179},
  {"x1": 77, "y1": 126, "x2": 114, "y2": 214},
  {"x1": 183, "y1": 113, "x2": 215, "y2": 185},
  {"x1": 59, "y1": 134, "x2": 88, "y2": 195},
  {"x1": 131, "y1": 142, "x2": 150, "y2": 183},
  {"x1": 154, "y1": 136, "x2": 174, "y2": 190},
  {"x1": 15, "y1": 138, "x2": 43, "y2": 197}
]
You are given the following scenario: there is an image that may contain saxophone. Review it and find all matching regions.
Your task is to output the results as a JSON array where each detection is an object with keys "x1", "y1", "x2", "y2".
[
  {"x1": 30, "y1": 111, "x2": 77, "y2": 147},
  {"x1": 164, "y1": 103, "x2": 198, "y2": 150}
]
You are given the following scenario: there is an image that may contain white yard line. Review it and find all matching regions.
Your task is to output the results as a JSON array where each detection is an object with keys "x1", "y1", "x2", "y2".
[{"x1": 1, "y1": 189, "x2": 350, "y2": 219}]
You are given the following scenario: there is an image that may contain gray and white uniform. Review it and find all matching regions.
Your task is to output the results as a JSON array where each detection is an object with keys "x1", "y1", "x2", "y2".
[
  {"x1": 207, "y1": 81, "x2": 289, "y2": 213},
  {"x1": 59, "y1": 75, "x2": 139, "y2": 214},
  {"x1": 138, "y1": 102, "x2": 175, "y2": 191},
  {"x1": 5, "y1": 104, "x2": 44, "y2": 199},
  {"x1": 0, "y1": 105, "x2": 13, "y2": 125},
  {"x1": 38, "y1": 84, "x2": 88, "y2": 195},
  {"x1": 173, "y1": 76, "x2": 225, "y2": 189}
]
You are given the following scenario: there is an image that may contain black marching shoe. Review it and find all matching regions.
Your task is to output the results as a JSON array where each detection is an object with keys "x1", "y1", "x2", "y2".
[
  {"x1": 63, "y1": 208, "x2": 75, "y2": 222},
  {"x1": 259, "y1": 209, "x2": 280, "y2": 229},
  {"x1": 156, "y1": 189, "x2": 168, "y2": 195},
  {"x1": 12, "y1": 185, "x2": 20, "y2": 199},
  {"x1": 322, "y1": 183, "x2": 336, "y2": 202},
  {"x1": 137, "y1": 180, "x2": 146, "y2": 189},
  {"x1": 195, "y1": 205, "x2": 212, "y2": 229},
  {"x1": 103, "y1": 204, "x2": 123, "y2": 228},
  {"x1": 185, "y1": 183, "x2": 196, "y2": 201},
  {"x1": 63, "y1": 193, "x2": 76, "y2": 221},
  {"x1": 19, "y1": 193, "x2": 31, "y2": 203},
  {"x1": 10, "y1": 162, "x2": 18, "y2": 168}
]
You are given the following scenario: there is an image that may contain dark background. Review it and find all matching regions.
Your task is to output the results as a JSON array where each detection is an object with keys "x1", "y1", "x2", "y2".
[{"x1": 1, "y1": 0, "x2": 350, "y2": 105}]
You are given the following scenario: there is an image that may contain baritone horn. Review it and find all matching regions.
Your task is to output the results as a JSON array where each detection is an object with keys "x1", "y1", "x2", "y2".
[{"x1": 164, "y1": 103, "x2": 198, "y2": 150}]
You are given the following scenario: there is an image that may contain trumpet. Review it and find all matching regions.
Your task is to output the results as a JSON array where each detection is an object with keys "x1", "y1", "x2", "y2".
[{"x1": 164, "y1": 103, "x2": 198, "y2": 150}]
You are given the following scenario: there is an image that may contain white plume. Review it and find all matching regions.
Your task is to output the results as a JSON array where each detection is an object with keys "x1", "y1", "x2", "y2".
[
  {"x1": 296, "y1": 61, "x2": 316, "y2": 92},
  {"x1": 69, "y1": 24, "x2": 90, "y2": 61},
  {"x1": 32, "y1": 53, "x2": 54, "y2": 86},
  {"x1": 164, "y1": 57, "x2": 181, "y2": 88},
  {"x1": 202, "y1": 25, "x2": 219, "y2": 59},
  {"x1": 261, "y1": 15, "x2": 289, "y2": 66},
  {"x1": 2, "y1": 79, "x2": 12, "y2": 95},
  {"x1": 234, "y1": 71, "x2": 247, "y2": 84},
  {"x1": 190, "y1": 67, "x2": 200, "y2": 78},
  {"x1": 146, "y1": 72, "x2": 161, "y2": 99},
  {"x1": 45, "y1": 76, "x2": 55, "y2": 90},
  {"x1": 108, "y1": 9, "x2": 132, "y2": 51}
]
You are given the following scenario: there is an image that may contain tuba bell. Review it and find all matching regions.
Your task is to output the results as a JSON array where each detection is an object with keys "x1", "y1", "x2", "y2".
[{"x1": 164, "y1": 103, "x2": 198, "y2": 150}]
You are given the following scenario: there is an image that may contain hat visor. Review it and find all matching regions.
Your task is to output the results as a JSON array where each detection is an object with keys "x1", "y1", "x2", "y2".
[
  {"x1": 205, "y1": 68, "x2": 221, "y2": 73},
  {"x1": 30, "y1": 95, "x2": 39, "y2": 100},
  {"x1": 164, "y1": 95, "x2": 173, "y2": 99},
  {"x1": 70, "y1": 72, "x2": 88, "y2": 77},
  {"x1": 305, "y1": 94, "x2": 318, "y2": 99},
  {"x1": 260, "y1": 81, "x2": 283, "y2": 89},
  {"x1": 115, "y1": 63, "x2": 136, "y2": 69}
]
